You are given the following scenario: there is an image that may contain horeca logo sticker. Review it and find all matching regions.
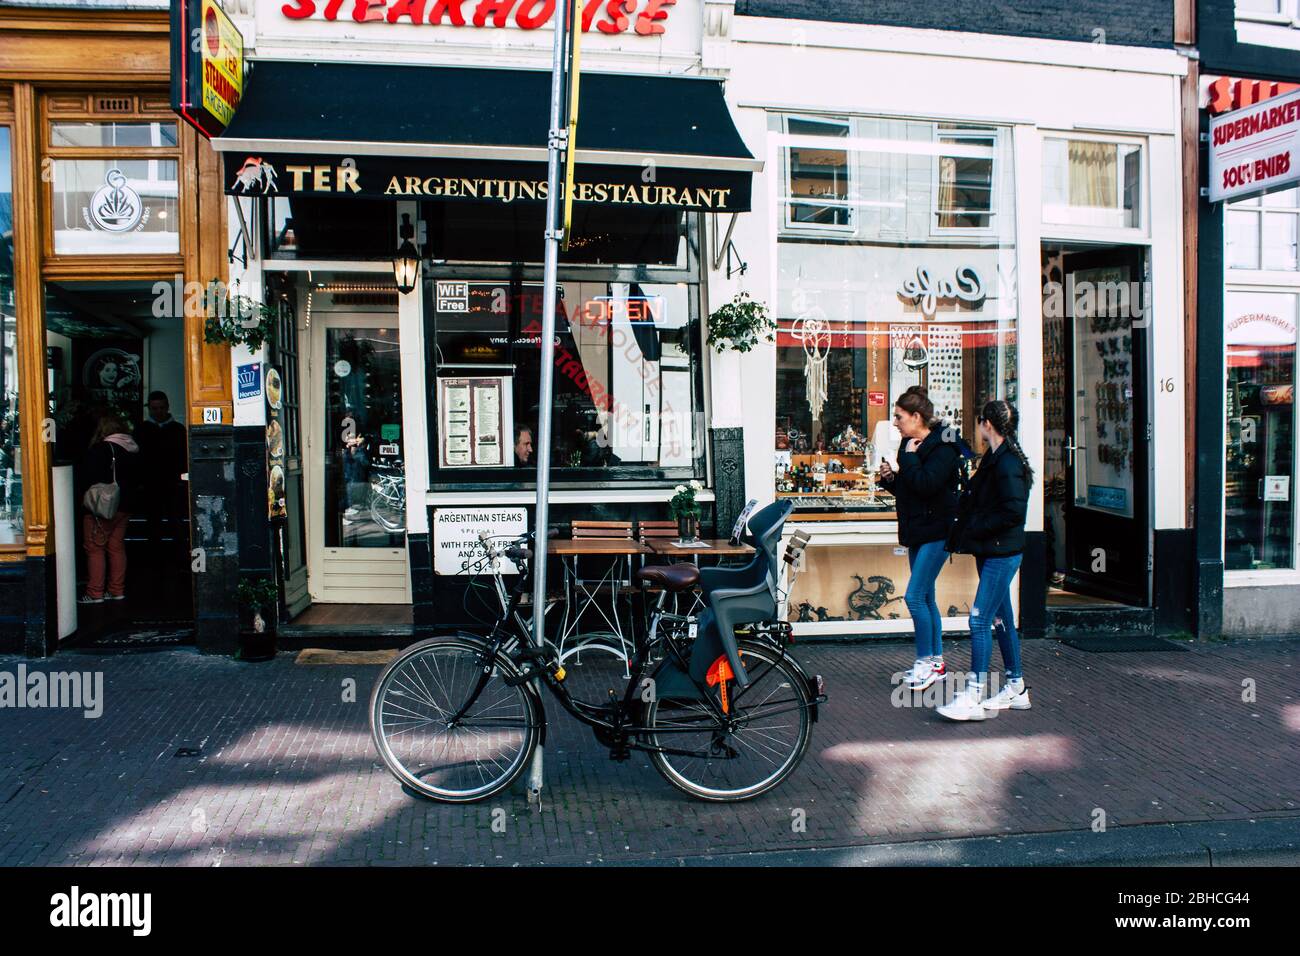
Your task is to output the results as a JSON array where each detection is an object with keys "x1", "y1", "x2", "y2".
[{"x1": 237, "y1": 362, "x2": 262, "y2": 401}]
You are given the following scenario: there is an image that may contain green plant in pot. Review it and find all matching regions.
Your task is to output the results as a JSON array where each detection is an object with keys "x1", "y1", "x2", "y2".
[
  {"x1": 236, "y1": 577, "x2": 280, "y2": 661},
  {"x1": 202, "y1": 281, "x2": 276, "y2": 352},
  {"x1": 669, "y1": 480, "x2": 704, "y2": 542},
  {"x1": 706, "y1": 292, "x2": 776, "y2": 353}
]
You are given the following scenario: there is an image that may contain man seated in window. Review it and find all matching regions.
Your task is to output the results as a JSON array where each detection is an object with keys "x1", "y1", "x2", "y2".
[{"x1": 514, "y1": 424, "x2": 534, "y2": 468}]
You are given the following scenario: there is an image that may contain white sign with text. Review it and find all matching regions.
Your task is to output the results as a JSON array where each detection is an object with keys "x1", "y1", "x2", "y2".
[
  {"x1": 1209, "y1": 88, "x2": 1300, "y2": 203},
  {"x1": 433, "y1": 507, "x2": 527, "y2": 575}
]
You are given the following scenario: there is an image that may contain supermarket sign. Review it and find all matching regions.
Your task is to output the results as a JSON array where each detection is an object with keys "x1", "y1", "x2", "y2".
[{"x1": 1209, "y1": 87, "x2": 1300, "y2": 203}]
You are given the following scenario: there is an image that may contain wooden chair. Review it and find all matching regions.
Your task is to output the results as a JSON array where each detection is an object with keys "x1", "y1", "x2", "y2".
[
  {"x1": 571, "y1": 520, "x2": 633, "y2": 540},
  {"x1": 637, "y1": 520, "x2": 679, "y2": 542}
]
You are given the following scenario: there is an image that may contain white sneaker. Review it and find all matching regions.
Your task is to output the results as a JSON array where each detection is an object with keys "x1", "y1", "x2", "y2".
[
  {"x1": 901, "y1": 658, "x2": 929, "y2": 688},
  {"x1": 906, "y1": 657, "x2": 945, "y2": 691},
  {"x1": 982, "y1": 678, "x2": 1031, "y2": 712},
  {"x1": 937, "y1": 683, "x2": 987, "y2": 721}
]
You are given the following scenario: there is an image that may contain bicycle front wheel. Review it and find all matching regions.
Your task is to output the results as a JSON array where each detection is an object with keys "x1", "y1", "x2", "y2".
[
  {"x1": 370, "y1": 636, "x2": 542, "y2": 803},
  {"x1": 645, "y1": 640, "x2": 813, "y2": 802}
]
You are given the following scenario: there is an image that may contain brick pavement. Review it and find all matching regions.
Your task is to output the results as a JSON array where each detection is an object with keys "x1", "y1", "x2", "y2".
[{"x1": 0, "y1": 637, "x2": 1296, "y2": 865}]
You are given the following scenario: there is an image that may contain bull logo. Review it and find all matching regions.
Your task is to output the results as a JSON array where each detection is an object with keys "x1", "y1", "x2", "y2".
[{"x1": 232, "y1": 157, "x2": 278, "y2": 195}]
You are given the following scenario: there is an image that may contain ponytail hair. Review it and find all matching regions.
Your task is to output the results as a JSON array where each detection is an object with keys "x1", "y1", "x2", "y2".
[
  {"x1": 895, "y1": 385, "x2": 939, "y2": 429},
  {"x1": 979, "y1": 399, "x2": 1034, "y2": 487}
]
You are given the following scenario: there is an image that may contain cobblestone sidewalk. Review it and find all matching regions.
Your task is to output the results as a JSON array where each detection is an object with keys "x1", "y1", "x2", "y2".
[{"x1": 0, "y1": 637, "x2": 1295, "y2": 865}]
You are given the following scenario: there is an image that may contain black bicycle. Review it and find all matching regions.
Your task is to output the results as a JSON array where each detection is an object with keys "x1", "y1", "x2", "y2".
[{"x1": 370, "y1": 504, "x2": 825, "y2": 802}]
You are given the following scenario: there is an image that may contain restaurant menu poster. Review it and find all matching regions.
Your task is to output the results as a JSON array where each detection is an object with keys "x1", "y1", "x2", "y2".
[
  {"x1": 433, "y1": 507, "x2": 527, "y2": 575},
  {"x1": 439, "y1": 375, "x2": 513, "y2": 469}
]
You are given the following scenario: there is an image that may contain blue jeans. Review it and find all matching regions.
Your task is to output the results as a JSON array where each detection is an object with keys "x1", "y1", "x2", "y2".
[
  {"x1": 905, "y1": 540, "x2": 948, "y2": 659},
  {"x1": 970, "y1": 554, "x2": 1023, "y2": 683}
]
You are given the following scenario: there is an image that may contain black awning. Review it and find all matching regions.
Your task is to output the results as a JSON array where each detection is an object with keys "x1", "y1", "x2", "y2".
[{"x1": 215, "y1": 60, "x2": 758, "y2": 212}]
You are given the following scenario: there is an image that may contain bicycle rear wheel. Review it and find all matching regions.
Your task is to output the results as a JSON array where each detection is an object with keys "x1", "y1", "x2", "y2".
[
  {"x1": 645, "y1": 640, "x2": 812, "y2": 802},
  {"x1": 370, "y1": 636, "x2": 541, "y2": 803}
]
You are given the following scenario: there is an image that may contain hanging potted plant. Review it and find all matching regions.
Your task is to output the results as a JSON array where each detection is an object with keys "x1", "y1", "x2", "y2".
[
  {"x1": 236, "y1": 577, "x2": 280, "y2": 661},
  {"x1": 203, "y1": 281, "x2": 276, "y2": 352},
  {"x1": 706, "y1": 292, "x2": 776, "y2": 353},
  {"x1": 669, "y1": 480, "x2": 704, "y2": 543}
]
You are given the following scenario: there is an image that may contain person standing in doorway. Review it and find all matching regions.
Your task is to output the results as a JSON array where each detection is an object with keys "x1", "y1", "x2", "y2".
[
  {"x1": 78, "y1": 415, "x2": 142, "y2": 604},
  {"x1": 879, "y1": 386, "x2": 964, "y2": 692},
  {"x1": 938, "y1": 399, "x2": 1033, "y2": 721},
  {"x1": 137, "y1": 391, "x2": 188, "y2": 567}
]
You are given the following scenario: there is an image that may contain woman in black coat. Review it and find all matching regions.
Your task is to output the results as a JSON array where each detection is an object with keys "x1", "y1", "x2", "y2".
[
  {"x1": 879, "y1": 386, "x2": 964, "y2": 691},
  {"x1": 940, "y1": 399, "x2": 1032, "y2": 721}
]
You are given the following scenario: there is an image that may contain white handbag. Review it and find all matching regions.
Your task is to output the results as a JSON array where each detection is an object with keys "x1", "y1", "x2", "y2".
[{"x1": 82, "y1": 444, "x2": 121, "y2": 520}]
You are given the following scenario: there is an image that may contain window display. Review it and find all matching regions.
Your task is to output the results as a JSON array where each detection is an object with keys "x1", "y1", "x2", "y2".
[
  {"x1": 773, "y1": 114, "x2": 1019, "y2": 519},
  {"x1": 1224, "y1": 290, "x2": 1297, "y2": 570}
]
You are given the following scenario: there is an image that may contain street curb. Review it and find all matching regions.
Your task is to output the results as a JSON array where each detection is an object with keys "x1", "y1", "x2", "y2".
[{"x1": 621, "y1": 816, "x2": 1300, "y2": 867}]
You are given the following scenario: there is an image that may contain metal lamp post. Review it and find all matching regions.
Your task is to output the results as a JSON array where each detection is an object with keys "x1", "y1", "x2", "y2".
[{"x1": 525, "y1": 0, "x2": 578, "y2": 805}]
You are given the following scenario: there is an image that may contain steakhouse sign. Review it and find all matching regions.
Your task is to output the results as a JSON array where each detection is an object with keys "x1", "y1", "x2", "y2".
[
  {"x1": 278, "y1": 0, "x2": 679, "y2": 34},
  {"x1": 1209, "y1": 86, "x2": 1300, "y2": 203}
]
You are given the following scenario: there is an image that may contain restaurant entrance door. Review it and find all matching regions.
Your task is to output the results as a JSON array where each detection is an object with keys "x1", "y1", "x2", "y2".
[{"x1": 305, "y1": 310, "x2": 411, "y2": 603}]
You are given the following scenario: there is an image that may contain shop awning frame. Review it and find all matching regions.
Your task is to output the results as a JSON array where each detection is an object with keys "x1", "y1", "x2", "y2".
[
  {"x1": 210, "y1": 60, "x2": 762, "y2": 175},
  {"x1": 212, "y1": 137, "x2": 761, "y2": 173}
]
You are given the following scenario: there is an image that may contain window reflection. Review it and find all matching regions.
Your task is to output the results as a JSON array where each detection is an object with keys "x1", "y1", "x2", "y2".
[
  {"x1": 430, "y1": 278, "x2": 701, "y2": 478},
  {"x1": 0, "y1": 127, "x2": 20, "y2": 544}
]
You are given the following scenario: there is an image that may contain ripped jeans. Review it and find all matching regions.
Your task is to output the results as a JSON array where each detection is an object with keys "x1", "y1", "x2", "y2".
[{"x1": 969, "y1": 554, "x2": 1023, "y2": 684}]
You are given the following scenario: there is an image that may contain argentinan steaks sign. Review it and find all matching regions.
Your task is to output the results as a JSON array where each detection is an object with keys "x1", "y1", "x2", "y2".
[
  {"x1": 1209, "y1": 86, "x2": 1300, "y2": 203},
  {"x1": 278, "y1": 0, "x2": 678, "y2": 34},
  {"x1": 222, "y1": 152, "x2": 749, "y2": 210}
]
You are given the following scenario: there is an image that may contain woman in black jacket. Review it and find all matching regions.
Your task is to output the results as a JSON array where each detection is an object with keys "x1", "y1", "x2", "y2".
[
  {"x1": 939, "y1": 399, "x2": 1032, "y2": 721},
  {"x1": 879, "y1": 386, "x2": 964, "y2": 691}
]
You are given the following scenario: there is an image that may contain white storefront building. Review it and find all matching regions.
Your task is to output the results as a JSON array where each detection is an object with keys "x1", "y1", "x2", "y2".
[{"x1": 211, "y1": 1, "x2": 1193, "y2": 637}]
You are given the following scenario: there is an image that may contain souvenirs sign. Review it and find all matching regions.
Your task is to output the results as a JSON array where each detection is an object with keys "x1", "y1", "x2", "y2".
[{"x1": 1209, "y1": 86, "x2": 1300, "y2": 203}]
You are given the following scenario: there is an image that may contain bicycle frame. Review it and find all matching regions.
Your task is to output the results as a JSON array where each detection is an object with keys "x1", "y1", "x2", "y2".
[{"x1": 457, "y1": 539, "x2": 815, "y2": 761}]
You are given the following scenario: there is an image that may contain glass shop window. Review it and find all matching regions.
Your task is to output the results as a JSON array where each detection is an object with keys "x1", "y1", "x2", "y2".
[
  {"x1": 0, "y1": 126, "x2": 22, "y2": 545},
  {"x1": 935, "y1": 126, "x2": 997, "y2": 231},
  {"x1": 782, "y1": 115, "x2": 853, "y2": 230},
  {"x1": 771, "y1": 114, "x2": 1018, "y2": 520},
  {"x1": 1224, "y1": 290, "x2": 1297, "y2": 571},
  {"x1": 1226, "y1": 188, "x2": 1300, "y2": 272},
  {"x1": 1042, "y1": 137, "x2": 1142, "y2": 230},
  {"x1": 45, "y1": 111, "x2": 181, "y2": 257},
  {"x1": 428, "y1": 278, "x2": 704, "y2": 484}
]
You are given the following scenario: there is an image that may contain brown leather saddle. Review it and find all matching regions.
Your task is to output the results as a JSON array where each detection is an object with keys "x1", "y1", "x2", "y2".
[{"x1": 634, "y1": 563, "x2": 700, "y2": 592}]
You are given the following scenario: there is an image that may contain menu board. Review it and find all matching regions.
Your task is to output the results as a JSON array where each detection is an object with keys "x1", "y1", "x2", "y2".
[
  {"x1": 438, "y1": 375, "x2": 514, "y2": 469},
  {"x1": 265, "y1": 365, "x2": 287, "y2": 519}
]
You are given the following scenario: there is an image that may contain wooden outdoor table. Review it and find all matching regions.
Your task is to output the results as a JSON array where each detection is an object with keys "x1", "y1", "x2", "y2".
[
  {"x1": 550, "y1": 537, "x2": 649, "y2": 675},
  {"x1": 643, "y1": 538, "x2": 755, "y2": 557}
]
